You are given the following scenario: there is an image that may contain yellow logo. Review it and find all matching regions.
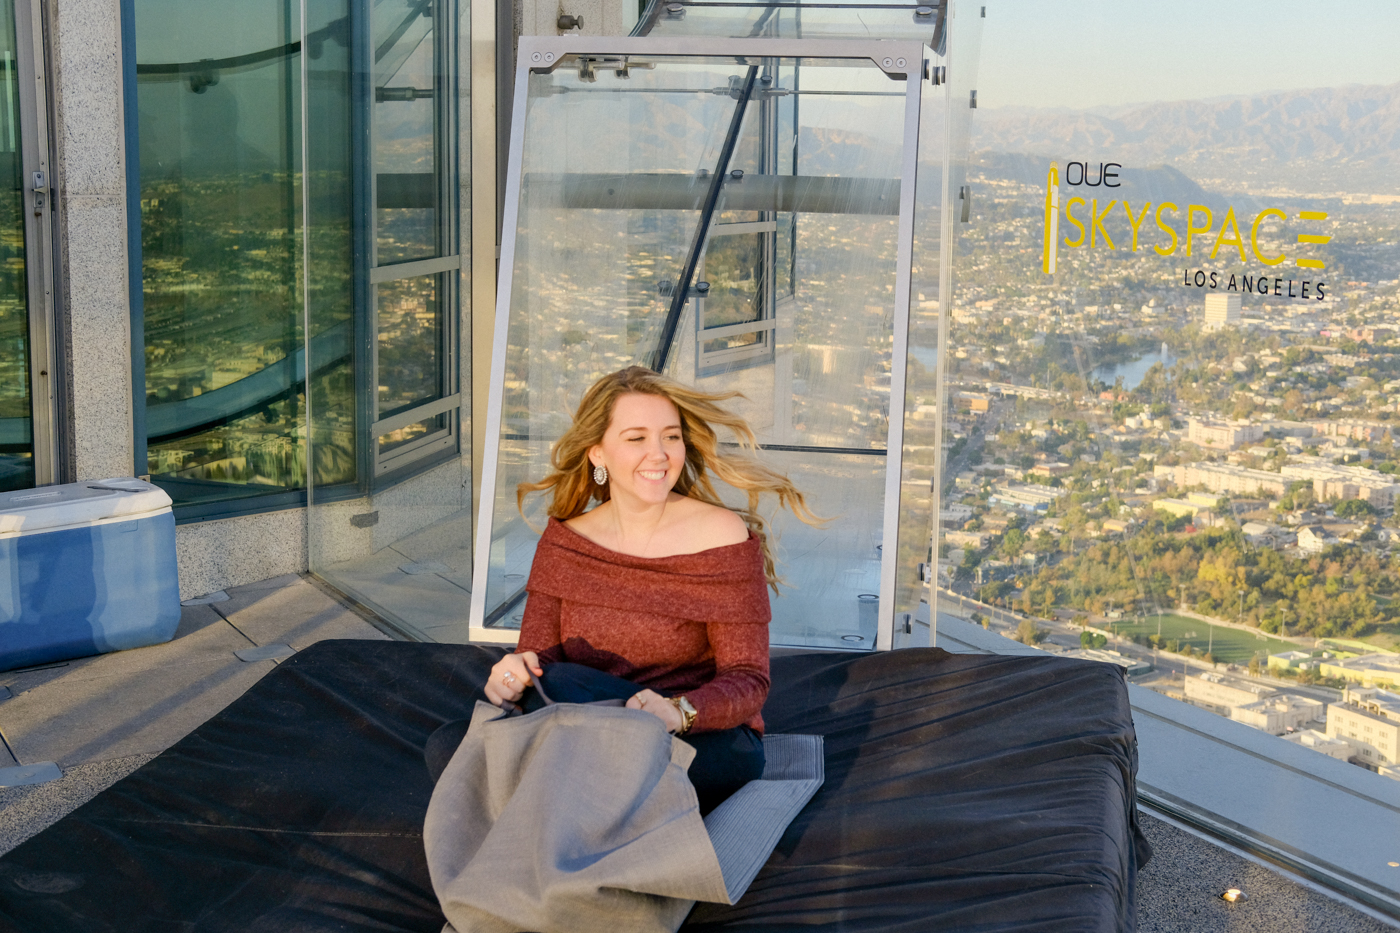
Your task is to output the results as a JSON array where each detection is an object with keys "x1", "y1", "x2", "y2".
[
  {"x1": 1040, "y1": 164, "x2": 1333, "y2": 280},
  {"x1": 1042, "y1": 161, "x2": 1059, "y2": 275}
]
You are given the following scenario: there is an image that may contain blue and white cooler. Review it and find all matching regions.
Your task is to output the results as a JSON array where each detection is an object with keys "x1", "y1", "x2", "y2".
[{"x1": 0, "y1": 478, "x2": 180, "y2": 671}]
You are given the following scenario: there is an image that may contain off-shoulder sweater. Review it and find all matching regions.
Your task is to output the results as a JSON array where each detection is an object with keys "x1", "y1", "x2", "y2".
[{"x1": 516, "y1": 517, "x2": 772, "y2": 734}]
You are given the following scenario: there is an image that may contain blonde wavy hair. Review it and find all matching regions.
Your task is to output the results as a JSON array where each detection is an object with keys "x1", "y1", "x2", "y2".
[{"x1": 517, "y1": 366, "x2": 821, "y2": 591}]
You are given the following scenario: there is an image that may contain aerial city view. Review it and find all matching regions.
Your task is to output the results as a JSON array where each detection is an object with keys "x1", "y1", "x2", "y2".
[{"x1": 936, "y1": 79, "x2": 1400, "y2": 779}]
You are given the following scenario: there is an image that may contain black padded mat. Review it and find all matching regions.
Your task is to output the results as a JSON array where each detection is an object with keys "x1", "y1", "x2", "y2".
[{"x1": 0, "y1": 640, "x2": 1148, "y2": 932}]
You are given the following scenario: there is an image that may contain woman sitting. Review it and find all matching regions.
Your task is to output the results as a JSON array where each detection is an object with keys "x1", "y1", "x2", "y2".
[{"x1": 426, "y1": 366, "x2": 818, "y2": 812}]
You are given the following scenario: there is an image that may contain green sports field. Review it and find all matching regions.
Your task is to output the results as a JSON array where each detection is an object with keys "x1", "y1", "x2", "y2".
[{"x1": 1106, "y1": 612, "x2": 1302, "y2": 664}]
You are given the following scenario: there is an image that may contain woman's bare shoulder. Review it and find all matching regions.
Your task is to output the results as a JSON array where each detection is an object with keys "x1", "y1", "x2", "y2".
[
  {"x1": 563, "y1": 505, "x2": 604, "y2": 534},
  {"x1": 671, "y1": 497, "x2": 750, "y2": 549}
]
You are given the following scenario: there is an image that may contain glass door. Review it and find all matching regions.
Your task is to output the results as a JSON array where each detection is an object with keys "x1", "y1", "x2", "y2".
[
  {"x1": 0, "y1": 0, "x2": 55, "y2": 492},
  {"x1": 303, "y1": 0, "x2": 473, "y2": 642}
]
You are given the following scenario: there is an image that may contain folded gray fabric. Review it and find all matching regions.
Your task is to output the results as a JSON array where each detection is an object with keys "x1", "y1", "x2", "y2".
[
  {"x1": 704, "y1": 733, "x2": 825, "y2": 904},
  {"x1": 425, "y1": 701, "x2": 822, "y2": 933}
]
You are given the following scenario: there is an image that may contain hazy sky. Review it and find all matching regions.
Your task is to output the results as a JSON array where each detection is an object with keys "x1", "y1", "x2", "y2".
[{"x1": 978, "y1": 0, "x2": 1400, "y2": 111}]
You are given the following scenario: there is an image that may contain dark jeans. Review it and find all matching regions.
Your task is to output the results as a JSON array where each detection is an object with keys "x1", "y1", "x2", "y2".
[{"x1": 425, "y1": 662, "x2": 765, "y2": 814}]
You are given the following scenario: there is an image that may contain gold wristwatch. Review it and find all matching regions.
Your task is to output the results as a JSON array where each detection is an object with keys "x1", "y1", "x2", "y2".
[{"x1": 668, "y1": 695, "x2": 698, "y2": 735}]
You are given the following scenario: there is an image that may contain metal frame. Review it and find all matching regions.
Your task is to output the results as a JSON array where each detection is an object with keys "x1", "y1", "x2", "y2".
[
  {"x1": 468, "y1": 34, "x2": 943, "y2": 646},
  {"x1": 367, "y1": 0, "x2": 462, "y2": 478},
  {"x1": 693, "y1": 66, "x2": 782, "y2": 379},
  {"x1": 14, "y1": 0, "x2": 56, "y2": 485}
]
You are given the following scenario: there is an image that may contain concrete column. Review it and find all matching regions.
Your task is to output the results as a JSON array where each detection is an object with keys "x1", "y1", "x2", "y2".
[{"x1": 48, "y1": 0, "x2": 134, "y2": 481}]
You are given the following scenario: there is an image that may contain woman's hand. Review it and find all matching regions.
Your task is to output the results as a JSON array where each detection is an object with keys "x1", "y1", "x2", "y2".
[
  {"x1": 485, "y1": 651, "x2": 543, "y2": 707},
  {"x1": 626, "y1": 688, "x2": 685, "y2": 734}
]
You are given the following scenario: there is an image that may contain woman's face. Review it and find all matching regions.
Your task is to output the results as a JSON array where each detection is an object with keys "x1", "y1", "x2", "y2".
[{"x1": 590, "y1": 392, "x2": 686, "y2": 506}]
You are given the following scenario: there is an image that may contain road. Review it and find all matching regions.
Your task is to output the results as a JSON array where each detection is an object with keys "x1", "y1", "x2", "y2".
[{"x1": 935, "y1": 588, "x2": 1344, "y2": 705}]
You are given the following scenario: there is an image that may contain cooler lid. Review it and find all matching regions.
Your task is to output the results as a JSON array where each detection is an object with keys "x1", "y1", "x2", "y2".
[{"x1": 0, "y1": 478, "x2": 173, "y2": 537}]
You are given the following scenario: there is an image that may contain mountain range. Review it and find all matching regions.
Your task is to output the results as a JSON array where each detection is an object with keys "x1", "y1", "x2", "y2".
[{"x1": 971, "y1": 82, "x2": 1400, "y2": 195}]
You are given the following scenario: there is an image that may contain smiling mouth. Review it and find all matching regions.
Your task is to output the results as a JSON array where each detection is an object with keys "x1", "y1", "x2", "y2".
[{"x1": 638, "y1": 470, "x2": 667, "y2": 481}]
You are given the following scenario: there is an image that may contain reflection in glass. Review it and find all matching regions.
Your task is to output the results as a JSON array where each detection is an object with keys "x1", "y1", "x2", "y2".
[
  {"x1": 380, "y1": 413, "x2": 448, "y2": 455},
  {"x1": 374, "y1": 0, "x2": 440, "y2": 264},
  {"x1": 135, "y1": 0, "x2": 304, "y2": 506},
  {"x1": 376, "y1": 273, "x2": 443, "y2": 418},
  {"x1": 305, "y1": 0, "x2": 357, "y2": 490},
  {"x1": 702, "y1": 232, "x2": 765, "y2": 329},
  {"x1": 0, "y1": 0, "x2": 31, "y2": 492}
]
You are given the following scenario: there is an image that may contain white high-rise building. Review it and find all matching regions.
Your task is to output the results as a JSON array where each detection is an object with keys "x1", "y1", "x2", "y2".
[{"x1": 1203, "y1": 294, "x2": 1242, "y2": 330}]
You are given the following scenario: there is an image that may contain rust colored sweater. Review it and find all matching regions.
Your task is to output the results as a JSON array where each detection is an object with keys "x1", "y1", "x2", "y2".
[{"x1": 516, "y1": 517, "x2": 772, "y2": 734}]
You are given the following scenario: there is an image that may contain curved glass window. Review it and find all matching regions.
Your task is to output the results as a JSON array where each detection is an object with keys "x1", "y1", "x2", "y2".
[{"x1": 134, "y1": 0, "x2": 305, "y2": 508}]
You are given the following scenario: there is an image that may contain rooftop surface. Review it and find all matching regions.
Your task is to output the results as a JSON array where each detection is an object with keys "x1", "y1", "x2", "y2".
[{"x1": 0, "y1": 572, "x2": 1395, "y2": 931}]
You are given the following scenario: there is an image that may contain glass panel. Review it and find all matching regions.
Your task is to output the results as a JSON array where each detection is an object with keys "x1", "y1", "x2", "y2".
[
  {"x1": 376, "y1": 272, "x2": 444, "y2": 418},
  {"x1": 484, "y1": 52, "x2": 925, "y2": 650},
  {"x1": 373, "y1": 0, "x2": 440, "y2": 264},
  {"x1": 0, "y1": 0, "x2": 31, "y2": 492},
  {"x1": 304, "y1": 0, "x2": 471, "y2": 643},
  {"x1": 304, "y1": 0, "x2": 357, "y2": 491},
  {"x1": 939, "y1": 0, "x2": 1400, "y2": 906},
  {"x1": 379, "y1": 412, "x2": 448, "y2": 455},
  {"x1": 702, "y1": 232, "x2": 765, "y2": 327},
  {"x1": 135, "y1": 0, "x2": 304, "y2": 507},
  {"x1": 641, "y1": 2, "x2": 943, "y2": 44}
]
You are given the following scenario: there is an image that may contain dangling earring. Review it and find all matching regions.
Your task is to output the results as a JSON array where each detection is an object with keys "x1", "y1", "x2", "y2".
[{"x1": 593, "y1": 464, "x2": 608, "y2": 485}]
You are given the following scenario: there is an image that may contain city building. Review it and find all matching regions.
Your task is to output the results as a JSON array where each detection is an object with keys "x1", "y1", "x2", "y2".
[
  {"x1": 1280, "y1": 456, "x2": 1400, "y2": 508},
  {"x1": 1281, "y1": 729, "x2": 1353, "y2": 761},
  {"x1": 1350, "y1": 327, "x2": 1393, "y2": 344},
  {"x1": 1297, "y1": 525, "x2": 1335, "y2": 555},
  {"x1": 954, "y1": 392, "x2": 992, "y2": 413},
  {"x1": 1317, "y1": 654, "x2": 1400, "y2": 690},
  {"x1": 1152, "y1": 497, "x2": 1208, "y2": 520},
  {"x1": 1307, "y1": 420, "x2": 1389, "y2": 444},
  {"x1": 946, "y1": 530, "x2": 991, "y2": 550},
  {"x1": 1184, "y1": 672, "x2": 1275, "y2": 715},
  {"x1": 1186, "y1": 419, "x2": 1264, "y2": 451},
  {"x1": 1173, "y1": 461, "x2": 1289, "y2": 497},
  {"x1": 1202, "y1": 293, "x2": 1242, "y2": 331},
  {"x1": 989, "y1": 483, "x2": 1060, "y2": 513},
  {"x1": 941, "y1": 504, "x2": 975, "y2": 524},
  {"x1": 1325, "y1": 687, "x2": 1400, "y2": 768},
  {"x1": 1242, "y1": 521, "x2": 1292, "y2": 548},
  {"x1": 1230, "y1": 694, "x2": 1326, "y2": 735},
  {"x1": 1268, "y1": 650, "x2": 1322, "y2": 673}
]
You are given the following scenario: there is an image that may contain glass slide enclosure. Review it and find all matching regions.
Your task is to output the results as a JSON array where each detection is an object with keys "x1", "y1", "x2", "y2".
[{"x1": 470, "y1": 4, "x2": 982, "y2": 647}]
